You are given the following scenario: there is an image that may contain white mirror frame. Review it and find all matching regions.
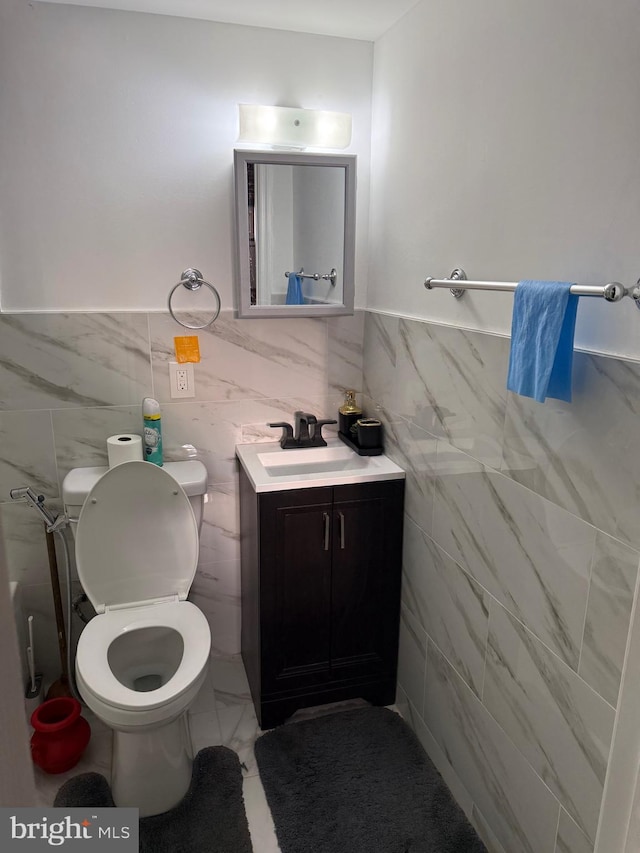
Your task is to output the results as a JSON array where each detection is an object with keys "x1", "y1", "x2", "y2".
[{"x1": 233, "y1": 149, "x2": 356, "y2": 319}]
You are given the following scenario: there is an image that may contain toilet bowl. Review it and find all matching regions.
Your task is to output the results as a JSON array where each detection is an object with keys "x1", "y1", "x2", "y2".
[{"x1": 62, "y1": 459, "x2": 211, "y2": 817}]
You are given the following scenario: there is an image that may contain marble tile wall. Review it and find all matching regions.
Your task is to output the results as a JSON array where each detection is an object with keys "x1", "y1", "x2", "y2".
[
  {"x1": 364, "y1": 311, "x2": 640, "y2": 853},
  {"x1": 0, "y1": 309, "x2": 364, "y2": 675},
  {"x1": 6, "y1": 303, "x2": 637, "y2": 853}
]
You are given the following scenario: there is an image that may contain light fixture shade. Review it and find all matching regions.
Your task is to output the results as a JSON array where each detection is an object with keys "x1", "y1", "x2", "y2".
[{"x1": 238, "y1": 104, "x2": 352, "y2": 150}]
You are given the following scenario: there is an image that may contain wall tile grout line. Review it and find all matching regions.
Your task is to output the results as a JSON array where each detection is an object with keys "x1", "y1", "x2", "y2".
[
  {"x1": 576, "y1": 533, "x2": 599, "y2": 682},
  {"x1": 552, "y1": 802, "x2": 563, "y2": 853},
  {"x1": 426, "y1": 641, "x2": 588, "y2": 845},
  {"x1": 402, "y1": 509, "x2": 616, "y2": 710}
]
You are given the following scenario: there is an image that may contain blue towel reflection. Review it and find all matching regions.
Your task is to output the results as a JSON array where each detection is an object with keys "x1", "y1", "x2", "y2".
[
  {"x1": 285, "y1": 273, "x2": 304, "y2": 305},
  {"x1": 506, "y1": 280, "x2": 579, "y2": 403}
]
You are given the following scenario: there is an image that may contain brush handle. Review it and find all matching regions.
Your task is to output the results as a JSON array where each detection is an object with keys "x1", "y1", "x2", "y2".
[
  {"x1": 45, "y1": 526, "x2": 69, "y2": 681},
  {"x1": 27, "y1": 615, "x2": 36, "y2": 691},
  {"x1": 27, "y1": 645, "x2": 36, "y2": 693}
]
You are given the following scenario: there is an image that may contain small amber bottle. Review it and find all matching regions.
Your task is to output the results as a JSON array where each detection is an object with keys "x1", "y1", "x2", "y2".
[{"x1": 338, "y1": 390, "x2": 362, "y2": 436}]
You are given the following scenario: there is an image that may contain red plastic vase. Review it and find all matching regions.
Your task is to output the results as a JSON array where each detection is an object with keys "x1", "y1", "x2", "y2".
[{"x1": 31, "y1": 697, "x2": 91, "y2": 774}]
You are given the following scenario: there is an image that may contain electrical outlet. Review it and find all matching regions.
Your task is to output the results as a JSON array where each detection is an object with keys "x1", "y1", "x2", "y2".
[
  {"x1": 169, "y1": 361, "x2": 196, "y2": 398},
  {"x1": 176, "y1": 368, "x2": 188, "y2": 391}
]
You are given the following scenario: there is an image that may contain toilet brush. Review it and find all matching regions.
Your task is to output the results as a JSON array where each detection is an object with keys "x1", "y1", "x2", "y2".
[{"x1": 44, "y1": 523, "x2": 72, "y2": 700}]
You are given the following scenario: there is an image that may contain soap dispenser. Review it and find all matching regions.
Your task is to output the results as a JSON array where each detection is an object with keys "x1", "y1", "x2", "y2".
[{"x1": 338, "y1": 390, "x2": 362, "y2": 437}]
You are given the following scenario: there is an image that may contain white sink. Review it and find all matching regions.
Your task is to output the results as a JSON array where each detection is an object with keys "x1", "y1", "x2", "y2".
[
  {"x1": 257, "y1": 445, "x2": 370, "y2": 477},
  {"x1": 236, "y1": 439, "x2": 405, "y2": 493}
]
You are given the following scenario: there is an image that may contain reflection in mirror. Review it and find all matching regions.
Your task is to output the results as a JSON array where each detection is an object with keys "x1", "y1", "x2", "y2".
[
  {"x1": 250, "y1": 163, "x2": 345, "y2": 307},
  {"x1": 234, "y1": 150, "x2": 356, "y2": 318}
]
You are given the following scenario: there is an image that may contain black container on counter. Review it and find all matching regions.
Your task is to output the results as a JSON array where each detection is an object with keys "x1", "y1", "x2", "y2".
[{"x1": 355, "y1": 417, "x2": 383, "y2": 448}]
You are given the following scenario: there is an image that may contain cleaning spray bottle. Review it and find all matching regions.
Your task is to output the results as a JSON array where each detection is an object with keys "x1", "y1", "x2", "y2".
[{"x1": 142, "y1": 397, "x2": 163, "y2": 466}]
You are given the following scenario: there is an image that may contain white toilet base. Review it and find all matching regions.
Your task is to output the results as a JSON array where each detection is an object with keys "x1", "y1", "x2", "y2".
[{"x1": 111, "y1": 712, "x2": 194, "y2": 817}]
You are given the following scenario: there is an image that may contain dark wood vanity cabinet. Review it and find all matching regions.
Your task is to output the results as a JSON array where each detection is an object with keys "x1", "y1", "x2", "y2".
[{"x1": 239, "y1": 467, "x2": 404, "y2": 728}]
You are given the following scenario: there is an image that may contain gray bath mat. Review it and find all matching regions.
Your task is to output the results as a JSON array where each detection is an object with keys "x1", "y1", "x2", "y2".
[
  {"x1": 255, "y1": 706, "x2": 487, "y2": 853},
  {"x1": 54, "y1": 746, "x2": 252, "y2": 853}
]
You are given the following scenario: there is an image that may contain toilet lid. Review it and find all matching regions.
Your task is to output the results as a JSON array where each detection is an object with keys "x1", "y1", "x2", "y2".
[{"x1": 75, "y1": 461, "x2": 199, "y2": 614}]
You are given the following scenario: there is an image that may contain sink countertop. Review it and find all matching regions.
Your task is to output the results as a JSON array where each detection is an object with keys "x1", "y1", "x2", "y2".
[{"x1": 235, "y1": 439, "x2": 405, "y2": 493}]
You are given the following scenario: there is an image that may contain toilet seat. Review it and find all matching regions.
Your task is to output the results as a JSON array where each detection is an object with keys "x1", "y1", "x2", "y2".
[
  {"x1": 76, "y1": 600, "x2": 211, "y2": 712},
  {"x1": 75, "y1": 460, "x2": 199, "y2": 614}
]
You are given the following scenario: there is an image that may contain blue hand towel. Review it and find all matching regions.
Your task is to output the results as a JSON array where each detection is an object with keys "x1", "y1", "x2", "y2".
[
  {"x1": 285, "y1": 273, "x2": 304, "y2": 305},
  {"x1": 507, "y1": 280, "x2": 579, "y2": 403}
]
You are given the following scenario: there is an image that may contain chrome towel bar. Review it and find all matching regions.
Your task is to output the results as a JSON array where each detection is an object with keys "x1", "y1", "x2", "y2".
[
  {"x1": 424, "y1": 268, "x2": 640, "y2": 307},
  {"x1": 285, "y1": 267, "x2": 337, "y2": 286}
]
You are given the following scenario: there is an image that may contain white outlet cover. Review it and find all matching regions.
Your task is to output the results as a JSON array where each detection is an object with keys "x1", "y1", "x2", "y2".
[{"x1": 169, "y1": 361, "x2": 196, "y2": 398}]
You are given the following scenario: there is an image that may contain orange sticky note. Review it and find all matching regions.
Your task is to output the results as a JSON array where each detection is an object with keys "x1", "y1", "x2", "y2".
[{"x1": 174, "y1": 336, "x2": 201, "y2": 364}]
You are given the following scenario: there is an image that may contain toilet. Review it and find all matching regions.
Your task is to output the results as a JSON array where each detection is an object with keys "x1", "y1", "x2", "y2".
[{"x1": 62, "y1": 459, "x2": 211, "y2": 817}]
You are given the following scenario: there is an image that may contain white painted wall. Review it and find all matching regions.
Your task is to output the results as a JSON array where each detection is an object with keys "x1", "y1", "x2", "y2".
[
  {"x1": 368, "y1": 0, "x2": 640, "y2": 360},
  {"x1": 0, "y1": 0, "x2": 372, "y2": 311}
]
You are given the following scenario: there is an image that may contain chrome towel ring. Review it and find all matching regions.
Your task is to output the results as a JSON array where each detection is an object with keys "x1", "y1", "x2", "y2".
[{"x1": 168, "y1": 268, "x2": 221, "y2": 329}]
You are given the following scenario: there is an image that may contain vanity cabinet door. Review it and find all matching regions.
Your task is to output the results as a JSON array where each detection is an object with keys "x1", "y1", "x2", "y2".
[
  {"x1": 259, "y1": 488, "x2": 333, "y2": 695},
  {"x1": 331, "y1": 480, "x2": 404, "y2": 683},
  {"x1": 240, "y1": 466, "x2": 405, "y2": 728}
]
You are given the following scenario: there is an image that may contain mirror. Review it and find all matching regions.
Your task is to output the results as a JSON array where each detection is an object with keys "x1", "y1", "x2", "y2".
[{"x1": 234, "y1": 149, "x2": 356, "y2": 318}]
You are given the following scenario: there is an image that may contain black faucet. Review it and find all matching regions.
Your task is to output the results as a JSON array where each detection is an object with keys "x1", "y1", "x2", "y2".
[
  {"x1": 294, "y1": 411, "x2": 317, "y2": 446},
  {"x1": 268, "y1": 412, "x2": 337, "y2": 448}
]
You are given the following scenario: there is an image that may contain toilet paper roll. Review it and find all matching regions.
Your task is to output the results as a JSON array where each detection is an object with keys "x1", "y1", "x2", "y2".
[{"x1": 107, "y1": 434, "x2": 143, "y2": 468}]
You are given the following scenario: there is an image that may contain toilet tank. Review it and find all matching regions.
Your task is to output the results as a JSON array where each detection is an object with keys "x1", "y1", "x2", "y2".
[{"x1": 62, "y1": 461, "x2": 208, "y2": 531}]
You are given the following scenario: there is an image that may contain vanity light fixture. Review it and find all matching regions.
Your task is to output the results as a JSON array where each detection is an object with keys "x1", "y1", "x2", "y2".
[{"x1": 238, "y1": 104, "x2": 352, "y2": 150}]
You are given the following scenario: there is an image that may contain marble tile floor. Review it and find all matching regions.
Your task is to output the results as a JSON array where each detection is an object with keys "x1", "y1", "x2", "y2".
[{"x1": 32, "y1": 655, "x2": 392, "y2": 852}]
